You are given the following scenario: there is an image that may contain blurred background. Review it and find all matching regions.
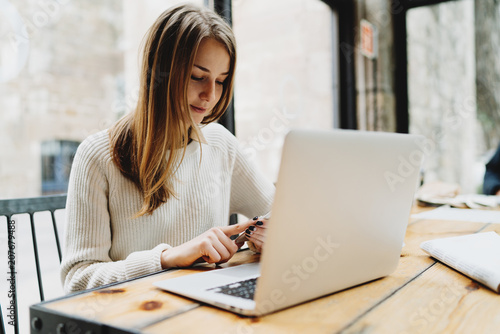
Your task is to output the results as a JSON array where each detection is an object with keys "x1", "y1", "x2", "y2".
[
  {"x1": 1, "y1": 0, "x2": 499, "y2": 198},
  {"x1": 1, "y1": 0, "x2": 500, "y2": 332}
]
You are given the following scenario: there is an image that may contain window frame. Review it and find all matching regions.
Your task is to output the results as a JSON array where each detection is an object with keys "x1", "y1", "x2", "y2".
[
  {"x1": 392, "y1": 0, "x2": 461, "y2": 133},
  {"x1": 213, "y1": 0, "x2": 357, "y2": 133}
]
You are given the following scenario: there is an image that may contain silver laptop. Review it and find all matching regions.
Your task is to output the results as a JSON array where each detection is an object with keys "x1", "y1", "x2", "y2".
[{"x1": 154, "y1": 128, "x2": 424, "y2": 316}]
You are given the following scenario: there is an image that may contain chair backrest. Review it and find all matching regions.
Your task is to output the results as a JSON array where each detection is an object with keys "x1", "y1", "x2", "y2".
[{"x1": 1, "y1": 194, "x2": 66, "y2": 334}]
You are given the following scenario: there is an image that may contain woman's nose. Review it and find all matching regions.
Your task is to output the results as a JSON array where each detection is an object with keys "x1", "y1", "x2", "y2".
[{"x1": 200, "y1": 81, "x2": 216, "y2": 102}]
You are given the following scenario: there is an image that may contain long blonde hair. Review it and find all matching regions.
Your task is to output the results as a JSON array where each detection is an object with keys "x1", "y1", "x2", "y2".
[{"x1": 109, "y1": 4, "x2": 237, "y2": 216}]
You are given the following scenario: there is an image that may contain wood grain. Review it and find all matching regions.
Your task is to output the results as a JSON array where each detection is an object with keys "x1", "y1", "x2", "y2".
[
  {"x1": 44, "y1": 250, "x2": 259, "y2": 330},
  {"x1": 341, "y1": 263, "x2": 500, "y2": 334},
  {"x1": 141, "y1": 219, "x2": 490, "y2": 333},
  {"x1": 39, "y1": 213, "x2": 500, "y2": 334}
]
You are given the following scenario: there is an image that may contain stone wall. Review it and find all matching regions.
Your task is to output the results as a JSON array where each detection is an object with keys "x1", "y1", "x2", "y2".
[
  {"x1": 2, "y1": 0, "x2": 499, "y2": 198},
  {"x1": 0, "y1": 0, "x2": 123, "y2": 198},
  {"x1": 406, "y1": 0, "x2": 482, "y2": 193},
  {"x1": 0, "y1": 0, "x2": 335, "y2": 198},
  {"x1": 475, "y1": 0, "x2": 500, "y2": 151}
]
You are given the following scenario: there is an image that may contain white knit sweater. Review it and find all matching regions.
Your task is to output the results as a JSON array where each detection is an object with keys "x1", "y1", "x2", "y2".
[{"x1": 61, "y1": 123, "x2": 275, "y2": 293}]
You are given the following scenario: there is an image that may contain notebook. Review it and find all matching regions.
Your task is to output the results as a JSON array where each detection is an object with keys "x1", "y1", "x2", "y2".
[{"x1": 154, "y1": 128, "x2": 425, "y2": 316}]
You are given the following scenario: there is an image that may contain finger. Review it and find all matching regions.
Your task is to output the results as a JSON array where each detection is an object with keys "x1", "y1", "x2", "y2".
[
  {"x1": 233, "y1": 220, "x2": 266, "y2": 243},
  {"x1": 199, "y1": 239, "x2": 222, "y2": 264},
  {"x1": 254, "y1": 218, "x2": 269, "y2": 228},
  {"x1": 245, "y1": 225, "x2": 266, "y2": 239},
  {"x1": 203, "y1": 228, "x2": 236, "y2": 261},
  {"x1": 219, "y1": 219, "x2": 256, "y2": 236},
  {"x1": 247, "y1": 227, "x2": 266, "y2": 248},
  {"x1": 248, "y1": 228, "x2": 264, "y2": 239},
  {"x1": 211, "y1": 228, "x2": 239, "y2": 255},
  {"x1": 248, "y1": 231, "x2": 265, "y2": 245}
]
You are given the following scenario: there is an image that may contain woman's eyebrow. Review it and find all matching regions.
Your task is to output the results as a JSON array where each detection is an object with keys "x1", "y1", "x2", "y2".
[{"x1": 194, "y1": 64, "x2": 229, "y2": 76}]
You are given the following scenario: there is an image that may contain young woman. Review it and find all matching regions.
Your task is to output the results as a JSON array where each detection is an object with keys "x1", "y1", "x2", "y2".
[{"x1": 61, "y1": 4, "x2": 274, "y2": 293}]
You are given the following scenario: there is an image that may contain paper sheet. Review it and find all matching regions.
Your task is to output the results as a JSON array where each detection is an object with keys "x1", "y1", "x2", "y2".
[
  {"x1": 421, "y1": 231, "x2": 500, "y2": 293},
  {"x1": 411, "y1": 206, "x2": 500, "y2": 224}
]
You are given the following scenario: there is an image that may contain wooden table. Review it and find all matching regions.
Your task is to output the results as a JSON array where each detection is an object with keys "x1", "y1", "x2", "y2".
[{"x1": 30, "y1": 207, "x2": 500, "y2": 334}]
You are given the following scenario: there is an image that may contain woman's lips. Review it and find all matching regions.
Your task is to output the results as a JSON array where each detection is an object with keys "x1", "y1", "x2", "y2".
[{"x1": 190, "y1": 105, "x2": 207, "y2": 114}]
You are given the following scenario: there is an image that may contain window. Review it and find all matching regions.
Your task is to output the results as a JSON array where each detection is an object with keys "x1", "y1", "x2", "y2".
[
  {"x1": 0, "y1": 0, "x2": 339, "y2": 197},
  {"x1": 232, "y1": 0, "x2": 339, "y2": 181},
  {"x1": 407, "y1": 0, "x2": 482, "y2": 193},
  {"x1": 41, "y1": 140, "x2": 79, "y2": 194}
]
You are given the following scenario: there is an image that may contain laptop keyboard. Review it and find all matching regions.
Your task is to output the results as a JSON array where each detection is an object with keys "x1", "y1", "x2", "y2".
[{"x1": 207, "y1": 277, "x2": 258, "y2": 300}]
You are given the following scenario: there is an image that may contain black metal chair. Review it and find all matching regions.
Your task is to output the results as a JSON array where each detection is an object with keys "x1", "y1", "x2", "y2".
[
  {"x1": 1, "y1": 194, "x2": 66, "y2": 334},
  {"x1": 1, "y1": 303, "x2": 5, "y2": 334}
]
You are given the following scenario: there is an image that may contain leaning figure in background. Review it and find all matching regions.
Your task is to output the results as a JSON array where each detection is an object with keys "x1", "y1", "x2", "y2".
[{"x1": 483, "y1": 143, "x2": 500, "y2": 196}]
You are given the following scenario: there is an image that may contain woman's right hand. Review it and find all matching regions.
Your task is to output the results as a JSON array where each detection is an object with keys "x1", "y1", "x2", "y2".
[{"x1": 160, "y1": 220, "x2": 255, "y2": 268}]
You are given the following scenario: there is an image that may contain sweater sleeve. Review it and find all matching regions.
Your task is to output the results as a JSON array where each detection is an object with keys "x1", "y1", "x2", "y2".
[
  {"x1": 60, "y1": 135, "x2": 171, "y2": 294},
  {"x1": 484, "y1": 144, "x2": 500, "y2": 195},
  {"x1": 228, "y1": 139, "x2": 275, "y2": 219}
]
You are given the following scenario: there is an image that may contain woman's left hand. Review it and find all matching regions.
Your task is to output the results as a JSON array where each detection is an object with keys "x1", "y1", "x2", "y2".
[{"x1": 245, "y1": 217, "x2": 268, "y2": 253}]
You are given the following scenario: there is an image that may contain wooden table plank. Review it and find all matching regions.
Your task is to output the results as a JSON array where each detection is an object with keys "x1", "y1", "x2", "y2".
[
  {"x1": 142, "y1": 255, "x2": 434, "y2": 334},
  {"x1": 38, "y1": 214, "x2": 499, "y2": 334},
  {"x1": 337, "y1": 218, "x2": 499, "y2": 334},
  {"x1": 340, "y1": 261, "x2": 500, "y2": 334},
  {"x1": 479, "y1": 222, "x2": 500, "y2": 234},
  {"x1": 141, "y1": 218, "x2": 489, "y2": 333},
  {"x1": 142, "y1": 218, "x2": 485, "y2": 334},
  {"x1": 43, "y1": 251, "x2": 259, "y2": 331}
]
